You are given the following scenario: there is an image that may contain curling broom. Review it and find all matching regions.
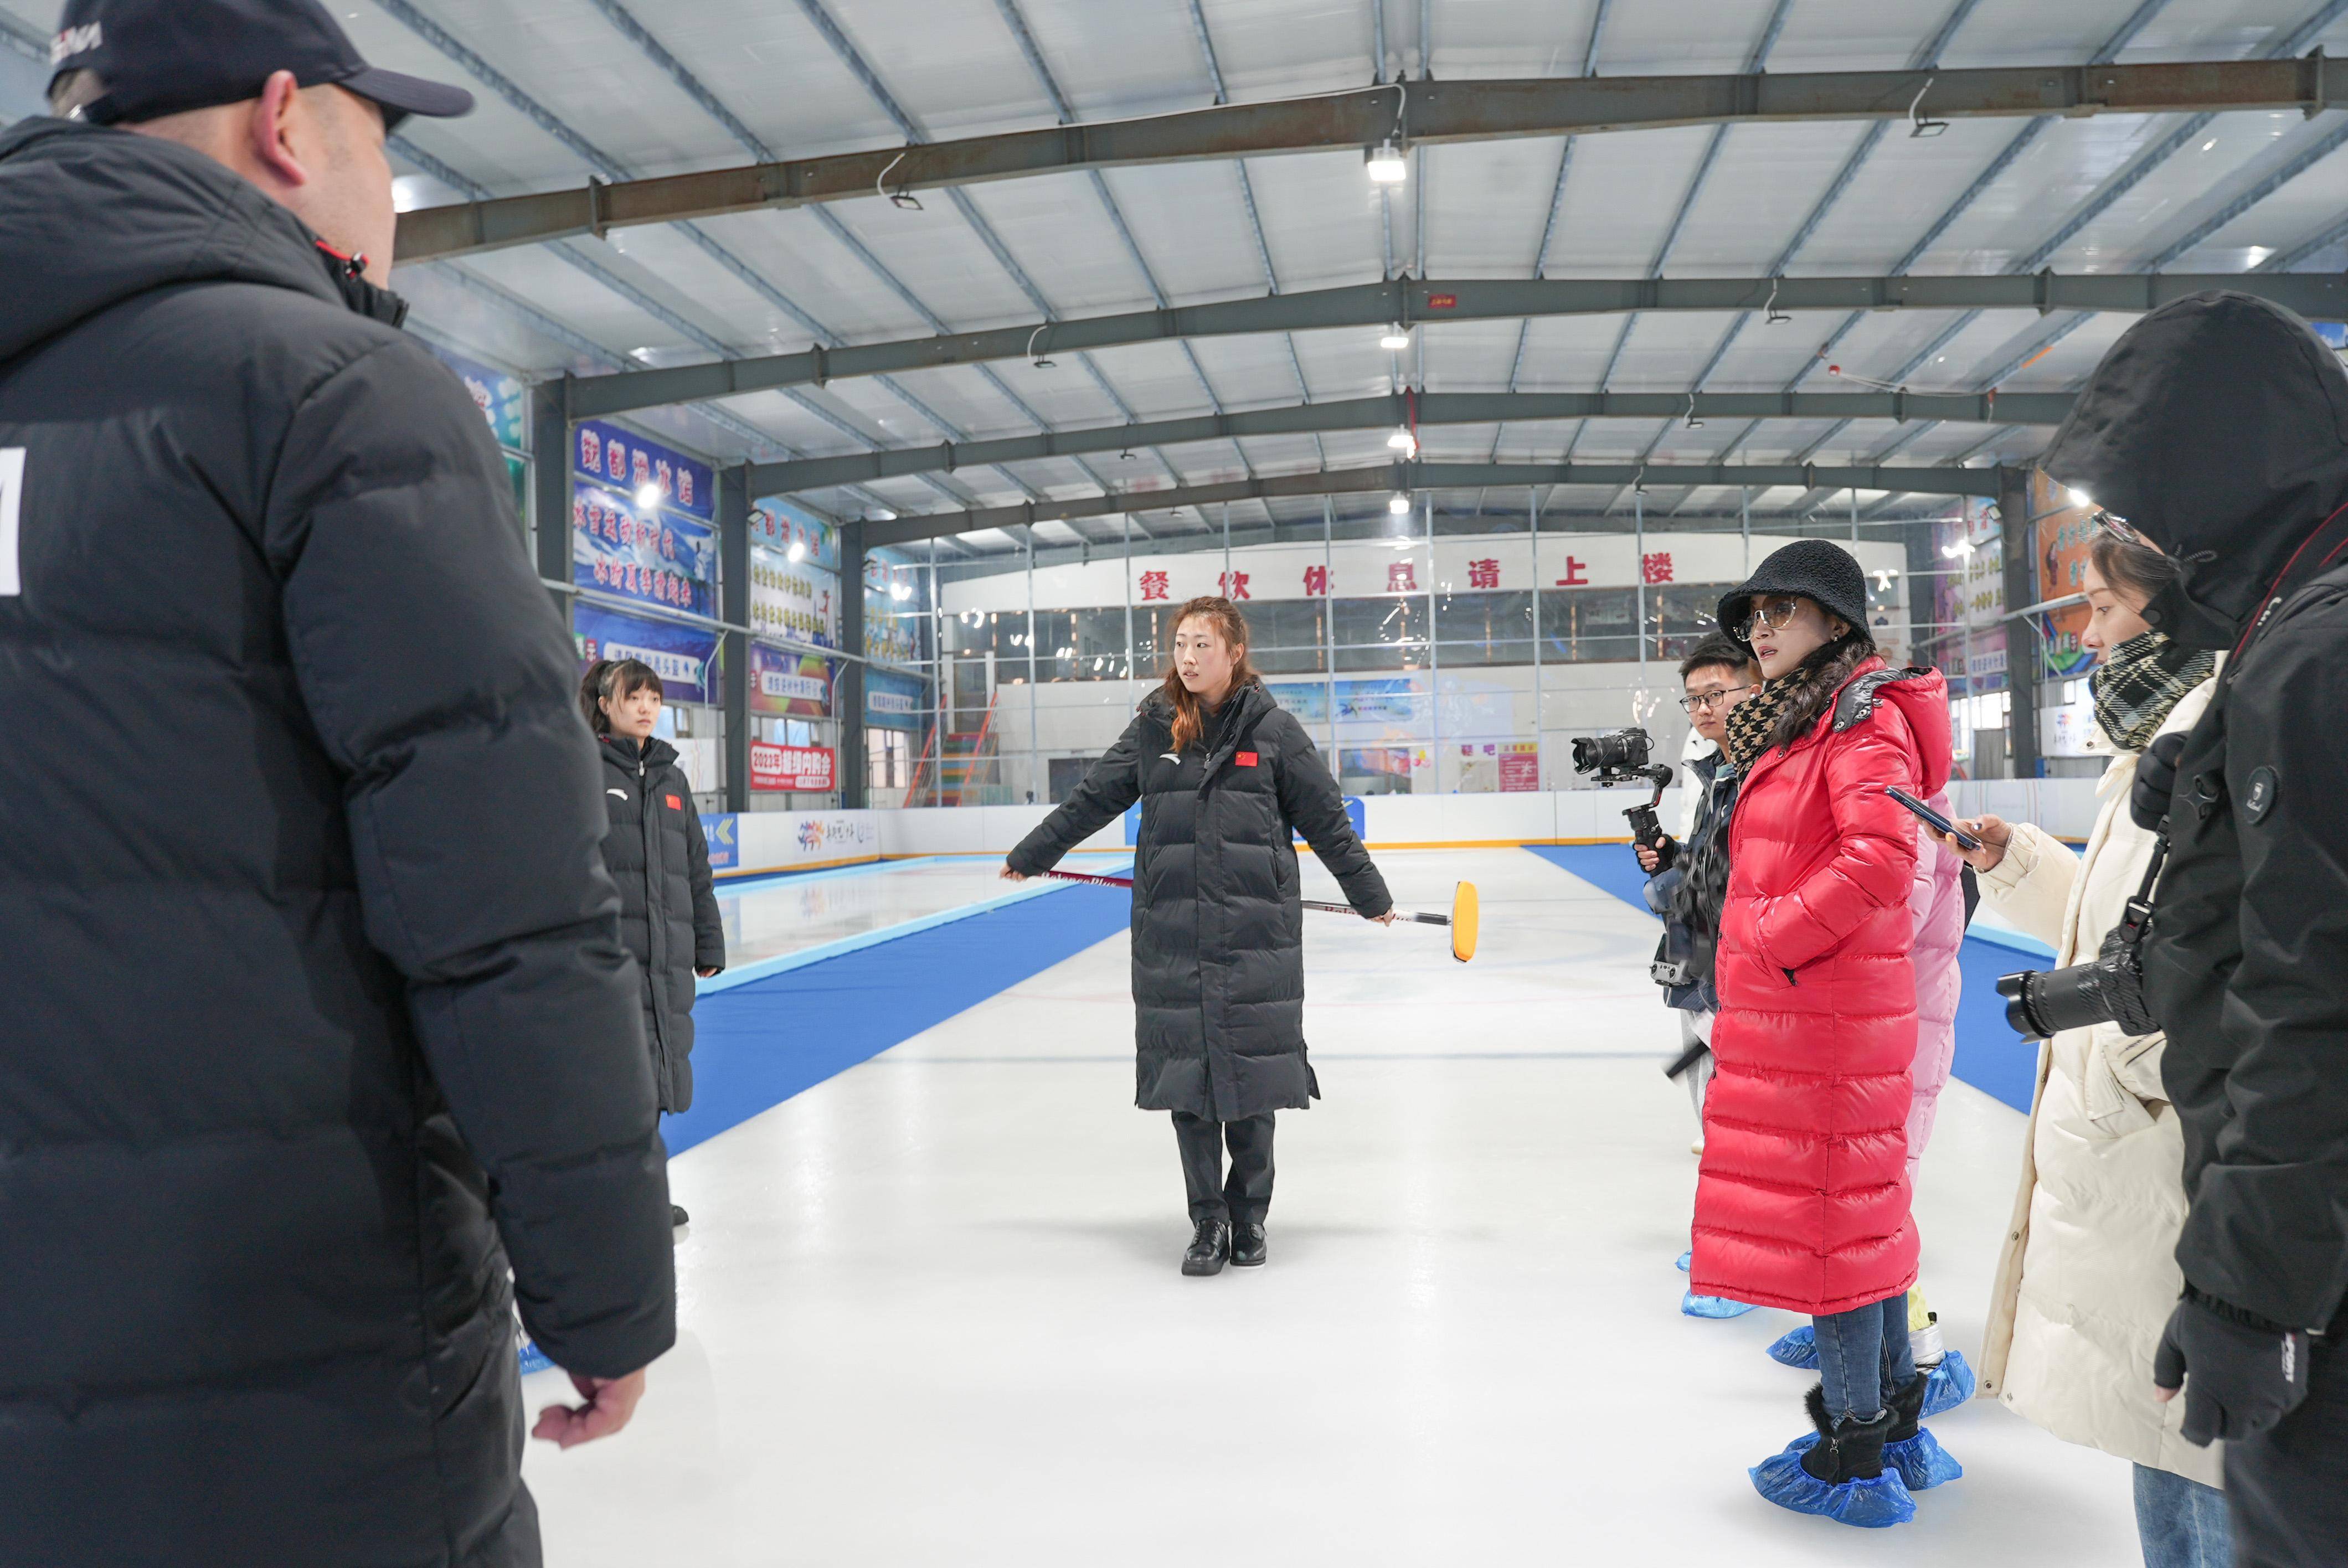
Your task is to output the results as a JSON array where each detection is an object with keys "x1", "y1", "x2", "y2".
[{"x1": 1038, "y1": 870, "x2": 1480, "y2": 963}]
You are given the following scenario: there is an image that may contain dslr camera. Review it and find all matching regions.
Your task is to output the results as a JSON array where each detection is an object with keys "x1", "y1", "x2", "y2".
[
  {"x1": 1996, "y1": 835, "x2": 2165, "y2": 1040},
  {"x1": 1571, "y1": 727, "x2": 1675, "y2": 850}
]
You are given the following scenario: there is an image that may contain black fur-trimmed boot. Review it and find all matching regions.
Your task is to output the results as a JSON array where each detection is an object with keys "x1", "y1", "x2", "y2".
[
  {"x1": 1882, "y1": 1372, "x2": 1964, "y2": 1491},
  {"x1": 1749, "y1": 1385, "x2": 1916, "y2": 1526}
]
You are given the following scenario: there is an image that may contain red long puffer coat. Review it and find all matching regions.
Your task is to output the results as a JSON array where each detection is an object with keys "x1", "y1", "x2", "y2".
[{"x1": 1690, "y1": 658, "x2": 1954, "y2": 1316}]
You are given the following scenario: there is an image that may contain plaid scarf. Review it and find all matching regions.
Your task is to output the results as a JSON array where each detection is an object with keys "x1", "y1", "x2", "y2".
[
  {"x1": 2091, "y1": 631, "x2": 2216, "y2": 752},
  {"x1": 1721, "y1": 673, "x2": 1801, "y2": 772}
]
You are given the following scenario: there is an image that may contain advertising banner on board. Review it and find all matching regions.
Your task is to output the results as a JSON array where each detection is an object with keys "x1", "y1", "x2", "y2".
[
  {"x1": 698, "y1": 813, "x2": 739, "y2": 871},
  {"x1": 428, "y1": 346, "x2": 527, "y2": 452},
  {"x1": 863, "y1": 666, "x2": 927, "y2": 732},
  {"x1": 575, "y1": 420, "x2": 713, "y2": 518},
  {"x1": 750, "y1": 553, "x2": 840, "y2": 648},
  {"x1": 750, "y1": 497, "x2": 837, "y2": 571},
  {"x1": 750, "y1": 741, "x2": 836, "y2": 793},
  {"x1": 749, "y1": 643, "x2": 833, "y2": 718},
  {"x1": 573, "y1": 480, "x2": 718, "y2": 617},
  {"x1": 573, "y1": 602, "x2": 721, "y2": 705}
]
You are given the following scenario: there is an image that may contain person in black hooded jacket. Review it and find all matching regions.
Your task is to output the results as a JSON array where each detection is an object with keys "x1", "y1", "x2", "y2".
[
  {"x1": 2041, "y1": 290, "x2": 2348, "y2": 1568},
  {"x1": 1003, "y1": 597, "x2": 1393, "y2": 1276},
  {"x1": 0, "y1": 10, "x2": 673, "y2": 1565},
  {"x1": 581, "y1": 658, "x2": 726, "y2": 1224}
]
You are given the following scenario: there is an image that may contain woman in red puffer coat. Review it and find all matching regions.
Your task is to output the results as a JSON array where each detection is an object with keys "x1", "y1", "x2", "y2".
[{"x1": 1692, "y1": 540, "x2": 1959, "y2": 1528}]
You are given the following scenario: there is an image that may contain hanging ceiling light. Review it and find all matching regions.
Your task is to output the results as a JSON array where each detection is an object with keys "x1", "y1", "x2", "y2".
[
  {"x1": 1386, "y1": 426, "x2": 1417, "y2": 455},
  {"x1": 787, "y1": 540, "x2": 807, "y2": 564},
  {"x1": 2067, "y1": 487, "x2": 2093, "y2": 508},
  {"x1": 634, "y1": 482, "x2": 662, "y2": 510},
  {"x1": 1388, "y1": 492, "x2": 1412, "y2": 515},
  {"x1": 1365, "y1": 138, "x2": 1408, "y2": 184},
  {"x1": 1379, "y1": 323, "x2": 1411, "y2": 350}
]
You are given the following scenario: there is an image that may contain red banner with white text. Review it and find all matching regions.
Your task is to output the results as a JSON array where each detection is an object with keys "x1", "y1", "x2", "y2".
[{"x1": 750, "y1": 741, "x2": 836, "y2": 793}]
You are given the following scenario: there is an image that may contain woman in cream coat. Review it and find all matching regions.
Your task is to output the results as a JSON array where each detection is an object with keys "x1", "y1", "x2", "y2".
[{"x1": 1935, "y1": 526, "x2": 2225, "y2": 1568}]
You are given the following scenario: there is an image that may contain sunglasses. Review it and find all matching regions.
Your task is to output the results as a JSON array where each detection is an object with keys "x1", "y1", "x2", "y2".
[
  {"x1": 2090, "y1": 508, "x2": 2149, "y2": 546},
  {"x1": 1678, "y1": 684, "x2": 1755, "y2": 714},
  {"x1": 1736, "y1": 595, "x2": 1805, "y2": 642}
]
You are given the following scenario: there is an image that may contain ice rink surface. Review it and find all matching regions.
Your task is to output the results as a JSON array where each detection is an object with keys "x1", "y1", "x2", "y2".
[{"x1": 523, "y1": 848, "x2": 2138, "y2": 1567}]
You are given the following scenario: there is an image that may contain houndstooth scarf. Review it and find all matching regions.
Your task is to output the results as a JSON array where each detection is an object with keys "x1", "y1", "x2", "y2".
[
  {"x1": 1720, "y1": 643, "x2": 1867, "y2": 772},
  {"x1": 2091, "y1": 631, "x2": 2216, "y2": 753}
]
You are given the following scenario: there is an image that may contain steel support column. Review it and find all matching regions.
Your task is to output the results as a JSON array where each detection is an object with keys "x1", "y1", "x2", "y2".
[
  {"x1": 837, "y1": 520, "x2": 868, "y2": 809},
  {"x1": 531, "y1": 379, "x2": 573, "y2": 613},
  {"x1": 719, "y1": 464, "x2": 752, "y2": 811},
  {"x1": 1998, "y1": 465, "x2": 2043, "y2": 780}
]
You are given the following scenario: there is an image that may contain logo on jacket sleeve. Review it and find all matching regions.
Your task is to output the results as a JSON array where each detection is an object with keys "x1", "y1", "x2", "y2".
[
  {"x1": 1160, "y1": 751, "x2": 1182, "y2": 765},
  {"x1": 665, "y1": 794, "x2": 682, "y2": 809},
  {"x1": 1236, "y1": 751, "x2": 1259, "y2": 767}
]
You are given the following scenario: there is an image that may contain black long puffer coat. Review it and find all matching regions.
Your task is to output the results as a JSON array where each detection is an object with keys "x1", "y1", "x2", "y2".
[
  {"x1": 2045, "y1": 291, "x2": 2348, "y2": 1334},
  {"x1": 598, "y1": 735, "x2": 725, "y2": 1113},
  {"x1": 1008, "y1": 683, "x2": 1391, "y2": 1120},
  {"x1": 0, "y1": 118, "x2": 672, "y2": 1568}
]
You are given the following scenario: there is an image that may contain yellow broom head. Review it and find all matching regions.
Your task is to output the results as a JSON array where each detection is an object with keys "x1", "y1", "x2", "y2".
[{"x1": 1450, "y1": 881, "x2": 1479, "y2": 963}]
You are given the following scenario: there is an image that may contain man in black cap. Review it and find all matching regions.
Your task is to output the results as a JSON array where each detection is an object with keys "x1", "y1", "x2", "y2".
[
  {"x1": 2049, "y1": 291, "x2": 2348, "y2": 1567},
  {"x1": 0, "y1": 3, "x2": 675, "y2": 1564}
]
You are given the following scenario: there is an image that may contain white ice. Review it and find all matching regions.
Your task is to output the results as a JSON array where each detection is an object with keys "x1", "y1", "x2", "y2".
[{"x1": 522, "y1": 848, "x2": 2136, "y2": 1567}]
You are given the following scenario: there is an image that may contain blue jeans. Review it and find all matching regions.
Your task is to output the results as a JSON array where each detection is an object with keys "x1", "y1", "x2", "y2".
[
  {"x1": 1813, "y1": 1293, "x2": 1914, "y2": 1421},
  {"x1": 2132, "y1": 1464, "x2": 2229, "y2": 1568}
]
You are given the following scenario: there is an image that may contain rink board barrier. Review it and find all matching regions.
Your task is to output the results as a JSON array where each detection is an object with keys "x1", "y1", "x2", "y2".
[{"x1": 708, "y1": 781, "x2": 2103, "y2": 879}]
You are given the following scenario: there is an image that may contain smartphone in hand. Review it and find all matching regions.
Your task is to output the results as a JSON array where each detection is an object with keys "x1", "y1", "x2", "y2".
[{"x1": 1882, "y1": 785, "x2": 1983, "y2": 852}]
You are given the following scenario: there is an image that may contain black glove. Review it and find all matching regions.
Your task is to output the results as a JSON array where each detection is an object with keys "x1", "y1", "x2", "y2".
[
  {"x1": 2131, "y1": 732, "x2": 2187, "y2": 832},
  {"x1": 2152, "y1": 1291, "x2": 2315, "y2": 1445}
]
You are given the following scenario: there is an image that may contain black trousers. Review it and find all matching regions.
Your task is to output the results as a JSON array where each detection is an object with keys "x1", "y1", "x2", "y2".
[
  {"x1": 2226, "y1": 1313, "x2": 2348, "y2": 1567},
  {"x1": 1171, "y1": 1111, "x2": 1275, "y2": 1225}
]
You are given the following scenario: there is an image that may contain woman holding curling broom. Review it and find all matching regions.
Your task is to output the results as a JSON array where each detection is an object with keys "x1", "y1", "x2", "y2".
[{"x1": 1003, "y1": 596, "x2": 1394, "y2": 1277}]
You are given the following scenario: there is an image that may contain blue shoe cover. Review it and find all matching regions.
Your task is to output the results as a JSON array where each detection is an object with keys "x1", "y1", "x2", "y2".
[
  {"x1": 1884, "y1": 1430, "x2": 1963, "y2": 1491},
  {"x1": 1750, "y1": 1436, "x2": 1917, "y2": 1527},
  {"x1": 517, "y1": 1339, "x2": 554, "y2": 1377},
  {"x1": 1683, "y1": 1290, "x2": 1760, "y2": 1319},
  {"x1": 1675, "y1": 1250, "x2": 1692, "y2": 1272},
  {"x1": 1767, "y1": 1324, "x2": 1820, "y2": 1368},
  {"x1": 1921, "y1": 1350, "x2": 1975, "y2": 1416}
]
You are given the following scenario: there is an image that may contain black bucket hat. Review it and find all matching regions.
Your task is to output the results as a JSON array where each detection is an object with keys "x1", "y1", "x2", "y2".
[
  {"x1": 1715, "y1": 538, "x2": 1868, "y2": 648},
  {"x1": 50, "y1": 0, "x2": 475, "y2": 132}
]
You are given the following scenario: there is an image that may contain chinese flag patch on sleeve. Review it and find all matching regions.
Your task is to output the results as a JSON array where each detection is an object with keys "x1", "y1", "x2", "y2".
[
  {"x1": 665, "y1": 794, "x2": 682, "y2": 809},
  {"x1": 1236, "y1": 752, "x2": 1258, "y2": 767}
]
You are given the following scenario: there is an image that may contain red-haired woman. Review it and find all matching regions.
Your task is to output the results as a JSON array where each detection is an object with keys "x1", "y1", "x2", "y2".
[{"x1": 1005, "y1": 597, "x2": 1393, "y2": 1275}]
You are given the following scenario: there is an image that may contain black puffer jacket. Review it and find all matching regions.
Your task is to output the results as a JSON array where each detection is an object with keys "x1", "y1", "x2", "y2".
[
  {"x1": 598, "y1": 735, "x2": 725, "y2": 1112},
  {"x1": 1008, "y1": 683, "x2": 1391, "y2": 1119},
  {"x1": 0, "y1": 120, "x2": 672, "y2": 1567},
  {"x1": 2045, "y1": 290, "x2": 2348, "y2": 1332},
  {"x1": 1643, "y1": 747, "x2": 1738, "y2": 1012}
]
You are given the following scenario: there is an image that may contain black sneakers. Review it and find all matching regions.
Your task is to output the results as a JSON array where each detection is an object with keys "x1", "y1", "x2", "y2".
[
  {"x1": 1230, "y1": 1222, "x2": 1268, "y2": 1267},
  {"x1": 1181, "y1": 1218, "x2": 1231, "y2": 1276}
]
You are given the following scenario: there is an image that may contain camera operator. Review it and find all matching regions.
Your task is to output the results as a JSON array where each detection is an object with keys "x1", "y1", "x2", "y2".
[
  {"x1": 1639, "y1": 637, "x2": 1759, "y2": 1318},
  {"x1": 1636, "y1": 637, "x2": 1757, "y2": 1149},
  {"x1": 2041, "y1": 291, "x2": 2348, "y2": 1567},
  {"x1": 1934, "y1": 525, "x2": 2227, "y2": 1567}
]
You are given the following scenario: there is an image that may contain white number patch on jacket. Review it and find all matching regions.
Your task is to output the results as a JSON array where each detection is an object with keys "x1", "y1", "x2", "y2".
[{"x1": 0, "y1": 449, "x2": 23, "y2": 597}]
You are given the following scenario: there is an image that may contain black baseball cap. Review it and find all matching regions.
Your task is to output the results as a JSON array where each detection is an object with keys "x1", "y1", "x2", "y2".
[{"x1": 49, "y1": 0, "x2": 475, "y2": 131}]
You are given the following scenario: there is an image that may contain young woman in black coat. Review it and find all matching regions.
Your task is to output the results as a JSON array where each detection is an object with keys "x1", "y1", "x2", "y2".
[
  {"x1": 581, "y1": 659, "x2": 726, "y2": 1226},
  {"x1": 1003, "y1": 597, "x2": 1393, "y2": 1275}
]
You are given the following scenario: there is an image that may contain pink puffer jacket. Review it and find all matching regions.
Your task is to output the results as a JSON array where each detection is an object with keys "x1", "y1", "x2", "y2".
[{"x1": 1905, "y1": 801, "x2": 1966, "y2": 1180}]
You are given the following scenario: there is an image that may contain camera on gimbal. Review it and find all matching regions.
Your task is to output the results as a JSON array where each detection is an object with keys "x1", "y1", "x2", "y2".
[{"x1": 1571, "y1": 727, "x2": 1675, "y2": 852}]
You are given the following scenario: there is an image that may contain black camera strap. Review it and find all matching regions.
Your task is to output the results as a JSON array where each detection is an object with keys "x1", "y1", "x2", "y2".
[{"x1": 2113, "y1": 829, "x2": 2170, "y2": 948}]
